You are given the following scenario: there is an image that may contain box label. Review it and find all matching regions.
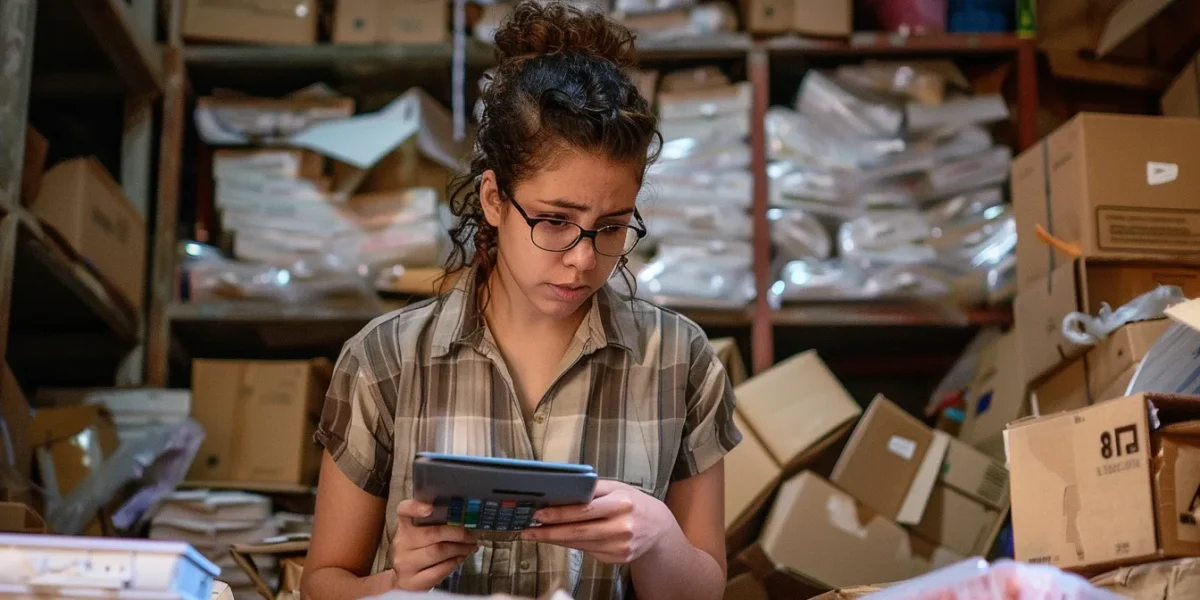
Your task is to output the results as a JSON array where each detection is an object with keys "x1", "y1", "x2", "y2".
[
  {"x1": 887, "y1": 436, "x2": 917, "y2": 460},
  {"x1": 1096, "y1": 206, "x2": 1200, "y2": 253}
]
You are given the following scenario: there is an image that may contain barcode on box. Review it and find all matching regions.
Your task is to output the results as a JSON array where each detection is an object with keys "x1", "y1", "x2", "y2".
[{"x1": 977, "y1": 463, "x2": 1009, "y2": 505}]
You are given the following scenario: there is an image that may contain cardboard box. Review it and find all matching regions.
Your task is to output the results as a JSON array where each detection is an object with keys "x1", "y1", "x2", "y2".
[
  {"x1": 1091, "y1": 557, "x2": 1200, "y2": 600},
  {"x1": 31, "y1": 405, "x2": 120, "y2": 521},
  {"x1": 1032, "y1": 320, "x2": 1172, "y2": 416},
  {"x1": 1011, "y1": 113, "x2": 1200, "y2": 289},
  {"x1": 31, "y1": 157, "x2": 147, "y2": 311},
  {"x1": 334, "y1": 0, "x2": 448, "y2": 44},
  {"x1": 831, "y1": 396, "x2": 1009, "y2": 556},
  {"x1": 0, "y1": 363, "x2": 31, "y2": 481},
  {"x1": 759, "y1": 471, "x2": 962, "y2": 589},
  {"x1": 1014, "y1": 258, "x2": 1200, "y2": 385},
  {"x1": 0, "y1": 502, "x2": 46, "y2": 534},
  {"x1": 230, "y1": 538, "x2": 309, "y2": 600},
  {"x1": 745, "y1": 0, "x2": 852, "y2": 37},
  {"x1": 183, "y1": 0, "x2": 318, "y2": 45},
  {"x1": 959, "y1": 332, "x2": 1027, "y2": 460},
  {"x1": 1007, "y1": 392, "x2": 1200, "y2": 569},
  {"x1": 723, "y1": 413, "x2": 780, "y2": 556},
  {"x1": 21, "y1": 126, "x2": 47, "y2": 207},
  {"x1": 187, "y1": 359, "x2": 329, "y2": 490},
  {"x1": 734, "y1": 350, "x2": 862, "y2": 474},
  {"x1": 722, "y1": 573, "x2": 768, "y2": 600},
  {"x1": 709, "y1": 338, "x2": 747, "y2": 387},
  {"x1": 1162, "y1": 53, "x2": 1200, "y2": 118}
]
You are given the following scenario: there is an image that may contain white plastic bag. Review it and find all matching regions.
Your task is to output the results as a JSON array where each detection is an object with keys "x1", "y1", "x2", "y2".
[
  {"x1": 864, "y1": 558, "x2": 1125, "y2": 600},
  {"x1": 1061, "y1": 285, "x2": 1186, "y2": 345}
]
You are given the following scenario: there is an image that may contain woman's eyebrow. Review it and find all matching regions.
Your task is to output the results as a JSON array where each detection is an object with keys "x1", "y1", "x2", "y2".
[{"x1": 541, "y1": 198, "x2": 634, "y2": 219}]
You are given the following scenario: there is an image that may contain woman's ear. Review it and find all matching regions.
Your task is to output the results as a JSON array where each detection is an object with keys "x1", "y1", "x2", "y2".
[{"x1": 480, "y1": 170, "x2": 504, "y2": 228}]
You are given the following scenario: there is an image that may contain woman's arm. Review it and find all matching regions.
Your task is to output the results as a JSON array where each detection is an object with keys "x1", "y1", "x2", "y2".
[
  {"x1": 300, "y1": 452, "x2": 397, "y2": 599},
  {"x1": 629, "y1": 460, "x2": 727, "y2": 600}
]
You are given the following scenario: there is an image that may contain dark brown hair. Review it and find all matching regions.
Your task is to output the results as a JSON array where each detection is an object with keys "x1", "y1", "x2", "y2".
[{"x1": 443, "y1": 0, "x2": 661, "y2": 290}]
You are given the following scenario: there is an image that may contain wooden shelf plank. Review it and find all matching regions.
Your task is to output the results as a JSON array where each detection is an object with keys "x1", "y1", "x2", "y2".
[
  {"x1": 765, "y1": 32, "x2": 1021, "y2": 56},
  {"x1": 33, "y1": 0, "x2": 162, "y2": 97},
  {"x1": 771, "y1": 304, "x2": 1012, "y2": 327}
]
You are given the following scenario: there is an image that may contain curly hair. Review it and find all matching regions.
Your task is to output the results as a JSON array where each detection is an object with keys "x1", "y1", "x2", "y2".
[{"x1": 443, "y1": 0, "x2": 661, "y2": 299}]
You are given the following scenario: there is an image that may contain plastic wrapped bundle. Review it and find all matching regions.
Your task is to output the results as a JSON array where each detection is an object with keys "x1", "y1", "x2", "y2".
[
  {"x1": 653, "y1": 135, "x2": 751, "y2": 173},
  {"x1": 179, "y1": 242, "x2": 380, "y2": 306},
  {"x1": 765, "y1": 107, "x2": 905, "y2": 171},
  {"x1": 768, "y1": 208, "x2": 832, "y2": 260},
  {"x1": 796, "y1": 70, "x2": 904, "y2": 139},
  {"x1": 862, "y1": 558, "x2": 1125, "y2": 600},
  {"x1": 636, "y1": 240, "x2": 754, "y2": 309},
  {"x1": 641, "y1": 204, "x2": 753, "y2": 245}
]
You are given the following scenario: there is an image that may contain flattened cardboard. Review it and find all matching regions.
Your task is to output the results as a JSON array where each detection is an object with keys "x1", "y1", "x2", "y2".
[
  {"x1": 31, "y1": 158, "x2": 147, "y2": 310},
  {"x1": 187, "y1": 359, "x2": 329, "y2": 490},
  {"x1": 1091, "y1": 557, "x2": 1200, "y2": 600},
  {"x1": 182, "y1": 0, "x2": 318, "y2": 45},
  {"x1": 1014, "y1": 258, "x2": 1200, "y2": 386},
  {"x1": 1162, "y1": 52, "x2": 1200, "y2": 118},
  {"x1": 1007, "y1": 392, "x2": 1200, "y2": 569},
  {"x1": 1011, "y1": 113, "x2": 1200, "y2": 289},
  {"x1": 758, "y1": 471, "x2": 962, "y2": 589},
  {"x1": 723, "y1": 413, "x2": 780, "y2": 555},
  {"x1": 734, "y1": 350, "x2": 861, "y2": 474}
]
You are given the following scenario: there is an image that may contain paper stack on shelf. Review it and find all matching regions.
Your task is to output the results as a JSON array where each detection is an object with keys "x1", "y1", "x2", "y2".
[
  {"x1": 766, "y1": 64, "x2": 1015, "y2": 308},
  {"x1": 637, "y1": 68, "x2": 755, "y2": 309},
  {"x1": 150, "y1": 490, "x2": 279, "y2": 600},
  {"x1": 187, "y1": 87, "x2": 464, "y2": 306}
]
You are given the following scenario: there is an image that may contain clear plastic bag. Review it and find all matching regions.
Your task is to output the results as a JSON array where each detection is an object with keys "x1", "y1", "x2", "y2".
[
  {"x1": 796, "y1": 70, "x2": 904, "y2": 139},
  {"x1": 769, "y1": 207, "x2": 832, "y2": 260},
  {"x1": 863, "y1": 558, "x2": 1126, "y2": 599},
  {"x1": 636, "y1": 241, "x2": 755, "y2": 309},
  {"x1": 835, "y1": 62, "x2": 953, "y2": 105},
  {"x1": 642, "y1": 204, "x2": 752, "y2": 244},
  {"x1": 179, "y1": 242, "x2": 382, "y2": 307},
  {"x1": 47, "y1": 420, "x2": 205, "y2": 535},
  {"x1": 1061, "y1": 285, "x2": 1187, "y2": 346},
  {"x1": 765, "y1": 107, "x2": 905, "y2": 171},
  {"x1": 644, "y1": 169, "x2": 751, "y2": 209}
]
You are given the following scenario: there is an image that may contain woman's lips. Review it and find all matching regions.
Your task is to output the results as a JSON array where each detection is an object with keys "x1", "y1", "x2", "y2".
[{"x1": 548, "y1": 283, "x2": 589, "y2": 301}]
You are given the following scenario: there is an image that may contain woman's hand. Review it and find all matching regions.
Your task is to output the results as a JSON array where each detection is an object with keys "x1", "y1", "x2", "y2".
[
  {"x1": 520, "y1": 480, "x2": 676, "y2": 564},
  {"x1": 390, "y1": 499, "x2": 479, "y2": 590}
]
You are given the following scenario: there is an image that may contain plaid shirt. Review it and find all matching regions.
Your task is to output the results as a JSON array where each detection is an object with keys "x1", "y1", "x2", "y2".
[{"x1": 315, "y1": 268, "x2": 741, "y2": 599}]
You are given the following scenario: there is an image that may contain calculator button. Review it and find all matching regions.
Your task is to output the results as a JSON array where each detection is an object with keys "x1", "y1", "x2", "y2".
[
  {"x1": 447, "y1": 497, "x2": 465, "y2": 526},
  {"x1": 480, "y1": 500, "x2": 499, "y2": 530},
  {"x1": 464, "y1": 498, "x2": 482, "y2": 529}
]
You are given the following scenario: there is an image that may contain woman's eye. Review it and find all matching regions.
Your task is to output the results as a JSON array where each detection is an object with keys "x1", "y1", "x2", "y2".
[{"x1": 544, "y1": 220, "x2": 573, "y2": 230}]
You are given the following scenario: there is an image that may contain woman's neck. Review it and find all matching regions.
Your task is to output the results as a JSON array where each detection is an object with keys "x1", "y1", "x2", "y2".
[{"x1": 481, "y1": 260, "x2": 590, "y2": 348}]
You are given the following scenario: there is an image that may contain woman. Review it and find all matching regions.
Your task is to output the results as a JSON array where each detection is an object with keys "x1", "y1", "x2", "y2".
[{"x1": 301, "y1": 2, "x2": 740, "y2": 598}]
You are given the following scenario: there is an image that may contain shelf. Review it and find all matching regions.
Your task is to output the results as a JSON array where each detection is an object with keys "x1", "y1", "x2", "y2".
[
  {"x1": 636, "y1": 33, "x2": 753, "y2": 60},
  {"x1": 765, "y1": 32, "x2": 1022, "y2": 56},
  {"x1": 771, "y1": 303, "x2": 1012, "y2": 327},
  {"x1": 9, "y1": 214, "x2": 141, "y2": 387},
  {"x1": 32, "y1": 0, "x2": 162, "y2": 97}
]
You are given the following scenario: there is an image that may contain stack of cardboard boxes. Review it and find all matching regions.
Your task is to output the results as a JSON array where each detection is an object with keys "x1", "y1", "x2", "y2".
[
  {"x1": 180, "y1": 0, "x2": 449, "y2": 45},
  {"x1": 1000, "y1": 97, "x2": 1200, "y2": 593},
  {"x1": 716, "y1": 343, "x2": 1013, "y2": 598}
]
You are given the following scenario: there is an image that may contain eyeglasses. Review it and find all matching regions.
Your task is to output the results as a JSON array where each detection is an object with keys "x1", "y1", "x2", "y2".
[{"x1": 507, "y1": 198, "x2": 647, "y2": 257}]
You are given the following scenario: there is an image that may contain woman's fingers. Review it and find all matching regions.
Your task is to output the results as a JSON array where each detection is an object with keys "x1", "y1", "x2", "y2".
[
  {"x1": 408, "y1": 554, "x2": 471, "y2": 590},
  {"x1": 535, "y1": 490, "x2": 634, "y2": 524},
  {"x1": 416, "y1": 541, "x2": 479, "y2": 566}
]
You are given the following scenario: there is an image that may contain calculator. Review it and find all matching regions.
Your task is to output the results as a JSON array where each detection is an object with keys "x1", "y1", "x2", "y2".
[{"x1": 411, "y1": 452, "x2": 598, "y2": 531}]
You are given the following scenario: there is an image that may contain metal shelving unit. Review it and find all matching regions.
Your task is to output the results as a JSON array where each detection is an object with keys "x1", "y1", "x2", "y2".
[
  {"x1": 0, "y1": 0, "x2": 163, "y2": 390},
  {"x1": 141, "y1": 28, "x2": 1035, "y2": 384}
]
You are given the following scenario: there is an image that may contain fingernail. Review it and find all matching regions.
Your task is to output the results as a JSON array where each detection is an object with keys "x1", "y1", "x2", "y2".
[{"x1": 422, "y1": 506, "x2": 434, "y2": 517}]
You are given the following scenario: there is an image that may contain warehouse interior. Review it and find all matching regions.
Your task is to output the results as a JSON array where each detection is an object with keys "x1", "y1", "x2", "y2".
[{"x1": 3, "y1": 0, "x2": 1200, "y2": 598}]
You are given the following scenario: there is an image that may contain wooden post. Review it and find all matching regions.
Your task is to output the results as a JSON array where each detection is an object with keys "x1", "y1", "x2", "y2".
[{"x1": 748, "y1": 47, "x2": 773, "y2": 375}]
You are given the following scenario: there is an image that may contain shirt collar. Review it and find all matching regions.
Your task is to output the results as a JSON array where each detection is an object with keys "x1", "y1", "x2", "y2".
[{"x1": 430, "y1": 266, "x2": 642, "y2": 363}]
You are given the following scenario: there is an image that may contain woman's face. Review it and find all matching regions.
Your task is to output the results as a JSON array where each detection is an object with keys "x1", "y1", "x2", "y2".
[{"x1": 481, "y1": 150, "x2": 641, "y2": 320}]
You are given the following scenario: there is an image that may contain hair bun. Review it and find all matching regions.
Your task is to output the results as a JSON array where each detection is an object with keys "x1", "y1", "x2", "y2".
[{"x1": 493, "y1": 1, "x2": 638, "y2": 69}]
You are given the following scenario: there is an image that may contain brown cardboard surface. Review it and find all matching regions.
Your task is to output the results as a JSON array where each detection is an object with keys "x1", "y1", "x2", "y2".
[
  {"x1": 31, "y1": 405, "x2": 120, "y2": 501},
  {"x1": 1006, "y1": 393, "x2": 1200, "y2": 569},
  {"x1": 381, "y1": 0, "x2": 448, "y2": 43},
  {"x1": 1091, "y1": 557, "x2": 1200, "y2": 600},
  {"x1": 759, "y1": 471, "x2": 962, "y2": 589},
  {"x1": 910, "y1": 483, "x2": 1003, "y2": 557},
  {"x1": 942, "y1": 436, "x2": 1009, "y2": 510},
  {"x1": 724, "y1": 413, "x2": 780, "y2": 555},
  {"x1": 1033, "y1": 358, "x2": 1091, "y2": 417},
  {"x1": 1162, "y1": 53, "x2": 1200, "y2": 118},
  {"x1": 0, "y1": 363, "x2": 31, "y2": 481},
  {"x1": 710, "y1": 338, "x2": 748, "y2": 387},
  {"x1": 1015, "y1": 259, "x2": 1200, "y2": 386},
  {"x1": 31, "y1": 158, "x2": 147, "y2": 311},
  {"x1": 830, "y1": 396, "x2": 936, "y2": 521},
  {"x1": 333, "y1": 0, "x2": 380, "y2": 43},
  {"x1": 188, "y1": 359, "x2": 328, "y2": 489},
  {"x1": 792, "y1": 0, "x2": 852, "y2": 36},
  {"x1": 0, "y1": 502, "x2": 45, "y2": 534},
  {"x1": 183, "y1": 0, "x2": 318, "y2": 45},
  {"x1": 21, "y1": 126, "x2": 47, "y2": 207},
  {"x1": 1097, "y1": 364, "x2": 1138, "y2": 403},
  {"x1": 959, "y1": 332, "x2": 1027, "y2": 458},
  {"x1": 722, "y1": 573, "x2": 767, "y2": 600},
  {"x1": 745, "y1": 0, "x2": 792, "y2": 34},
  {"x1": 1012, "y1": 114, "x2": 1200, "y2": 289},
  {"x1": 1154, "y1": 435, "x2": 1200, "y2": 557},
  {"x1": 735, "y1": 350, "x2": 861, "y2": 474}
]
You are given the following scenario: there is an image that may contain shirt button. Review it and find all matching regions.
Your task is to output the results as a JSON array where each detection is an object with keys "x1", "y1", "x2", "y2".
[
  {"x1": 520, "y1": 560, "x2": 532, "y2": 571},
  {"x1": 533, "y1": 413, "x2": 546, "y2": 424}
]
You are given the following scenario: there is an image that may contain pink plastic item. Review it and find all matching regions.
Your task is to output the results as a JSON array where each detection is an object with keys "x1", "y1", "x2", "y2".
[
  {"x1": 864, "y1": 559, "x2": 1127, "y2": 600},
  {"x1": 861, "y1": 0, "x2": 948, "y2": 35}
]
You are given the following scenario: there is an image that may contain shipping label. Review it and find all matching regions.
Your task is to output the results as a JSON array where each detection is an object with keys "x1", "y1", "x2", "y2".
[{"x1": 1096, "y1": 206, "x2": 1200, "y2": 254}]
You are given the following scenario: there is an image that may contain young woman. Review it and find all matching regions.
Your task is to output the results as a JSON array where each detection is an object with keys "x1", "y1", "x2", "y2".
[{"x1": 301, "y1": 2, "x2": 740, "y2": 598}]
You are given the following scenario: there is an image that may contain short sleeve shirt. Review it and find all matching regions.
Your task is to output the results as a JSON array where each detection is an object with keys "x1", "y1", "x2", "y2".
[{"x1": 315, "y1": 268, "x2": 741, "y2": 599}]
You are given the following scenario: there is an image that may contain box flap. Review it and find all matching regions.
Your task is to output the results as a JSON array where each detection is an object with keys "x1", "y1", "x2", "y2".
[
  {"x1": 896, "y1": 431, "x2": 950, "y2": 525},
  {"x1": 1095, "y1": 0, "x2": 1178, "y2": 57},
  {"x1": 1145, "y1": 392, "x2": 1200, "y2": 427},
  {"x1": 831, "y1": 395, "x2": 931, "y2": 521},
  {"x1": 1167, "y1": 298, "x2": 1200, "y2": 331}
]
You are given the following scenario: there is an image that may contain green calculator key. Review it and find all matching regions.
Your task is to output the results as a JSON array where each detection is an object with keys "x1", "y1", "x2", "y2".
[{"x1": 464, "y1": 498, "x2": 482, "y2": 529}]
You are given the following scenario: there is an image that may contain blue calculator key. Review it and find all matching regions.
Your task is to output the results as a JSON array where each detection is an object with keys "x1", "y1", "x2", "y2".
[
  {"x1": 447, "y1": 497, "x2": 465, "y2": 526},
  {"x1": 464, "y1": 498, "x2": 482, "y2": 529}
]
